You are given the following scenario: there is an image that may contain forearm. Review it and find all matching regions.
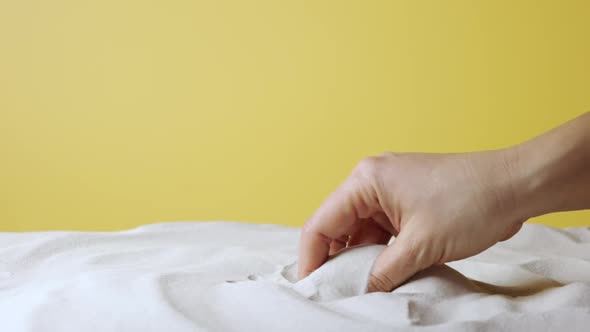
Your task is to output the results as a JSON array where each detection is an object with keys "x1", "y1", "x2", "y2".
[{"x1": 508, "y1": 112, "x2": 590, "y2": 220}]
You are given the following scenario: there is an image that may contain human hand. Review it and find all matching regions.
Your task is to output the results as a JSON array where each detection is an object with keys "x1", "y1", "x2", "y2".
[{"x1": 297, "y1": 149, "x2": 526, "y2": 292}]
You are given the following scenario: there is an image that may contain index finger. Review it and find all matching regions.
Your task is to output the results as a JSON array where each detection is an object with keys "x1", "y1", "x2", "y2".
[{"x1": 298, "y1": 176, "x2": 369, "y2": 279}]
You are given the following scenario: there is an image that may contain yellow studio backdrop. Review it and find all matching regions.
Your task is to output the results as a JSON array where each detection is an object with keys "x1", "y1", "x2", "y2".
[{"x1": 1, "y1": 1, "x2": 589, "y2": 231}]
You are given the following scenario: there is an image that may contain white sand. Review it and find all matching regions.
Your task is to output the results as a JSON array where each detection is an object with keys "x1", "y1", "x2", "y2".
[{"x1": 1, "y1": 222, "x2": 589, "y2": 331}]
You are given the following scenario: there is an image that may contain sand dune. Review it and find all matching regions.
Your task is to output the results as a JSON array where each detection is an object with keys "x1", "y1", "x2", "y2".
[{"x1": 1, "y1": 222, "x2": 589, "y2": 331}]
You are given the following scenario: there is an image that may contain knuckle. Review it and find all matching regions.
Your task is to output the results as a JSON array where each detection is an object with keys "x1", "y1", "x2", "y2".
[
  {"x1": 301, "y1": 222, "x2": 331, "y2": 244},
  {"x1": 354, "y1": 156, "x2": 382, "y2": 179},
  {"x1": 301, "y1": 221, "x2": 319, "y2": 238},
  {"x1": 399, "y1": 238, "x2": 426, "y2": 268},
  {"x1": 378, "y1": 151, "x2": 397, "y2": 159},
  {"x1": 401, "y1": 240, "x2": 420, "y2": 259}
]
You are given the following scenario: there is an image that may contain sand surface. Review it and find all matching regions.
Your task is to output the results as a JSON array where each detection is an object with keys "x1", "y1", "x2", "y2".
[{"x1": 1, "y1": 222, "x2": 589, "y2": 331}]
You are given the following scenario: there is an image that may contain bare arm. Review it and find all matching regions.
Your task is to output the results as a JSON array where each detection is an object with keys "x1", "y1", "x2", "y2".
[{"x1": 511, "y1": 112, "x2": 590, "y2": 219}]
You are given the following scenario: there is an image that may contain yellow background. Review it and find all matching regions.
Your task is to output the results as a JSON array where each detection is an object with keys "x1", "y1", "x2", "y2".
[{"x1": 1, "y1": 1, "x2": 589, "y2": 231}]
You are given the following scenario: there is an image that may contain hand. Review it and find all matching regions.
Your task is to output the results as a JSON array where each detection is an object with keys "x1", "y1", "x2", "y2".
[{"x1": 298, "y1": 149, "x2": 526, "y2": 292}]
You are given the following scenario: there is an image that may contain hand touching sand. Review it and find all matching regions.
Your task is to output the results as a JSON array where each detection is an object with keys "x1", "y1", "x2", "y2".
[{"x1": 298, "y1": 112, "x2": 590, "y2": 292}]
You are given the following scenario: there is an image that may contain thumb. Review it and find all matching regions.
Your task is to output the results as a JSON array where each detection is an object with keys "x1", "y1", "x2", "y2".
[{"x1": 367, "y1": 232, "x2": 428, "y2": 293}]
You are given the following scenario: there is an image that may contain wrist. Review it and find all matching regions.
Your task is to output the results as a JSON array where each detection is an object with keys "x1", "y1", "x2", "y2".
[
  {"x1": 486, "y1": 113, "x2": 590, "y2": 223},
  {"x1": 501, "y1": 142, "x2": 563, "y2": 221},
  {"x1": 486, "y1": 147, "x2": 531, "y2": 222}
]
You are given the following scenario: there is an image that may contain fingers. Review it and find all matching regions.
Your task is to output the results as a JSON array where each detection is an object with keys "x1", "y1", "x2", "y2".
[
  {"x1": 370, "y1": 211, "x2": 398, "y2": 236},
  {"x1": 298, "y1": 230, "x2": 333, "y2": 279},
  {"x1": 298, "y1": 171, "x2": 379, "y2": 279},
  {"x1": 367, "y1": 231, "x2": 427, "y2": 293},
  {"x1": 328, "y1": 219, "x2": 392, "y2": 256},
  {"x1": 329, "y1": 235, "x2": 351, "y2": 255},
  {"x1": 298, "y1": 180, "x2": 359, "y2": 279},
  {"x1": 348, "y1": 220, "x2": 392, "y2": 247},
  {"x1": 500, "y1": 220, "x2": 525, "y2": 241}
]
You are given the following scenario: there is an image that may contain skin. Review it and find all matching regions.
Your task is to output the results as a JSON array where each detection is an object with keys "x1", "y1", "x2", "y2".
[{"x1": 298, "y1": 112, "x2": 590, "y2": 292}]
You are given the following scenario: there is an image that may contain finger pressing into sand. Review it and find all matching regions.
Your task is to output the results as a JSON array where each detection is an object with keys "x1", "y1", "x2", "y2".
[
  {"x1": 367, "y1": 231, "x2": 426, "y2": 293},
  {"x1": 298, "y1": 176, "x2": 376, "y2": 280}
]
